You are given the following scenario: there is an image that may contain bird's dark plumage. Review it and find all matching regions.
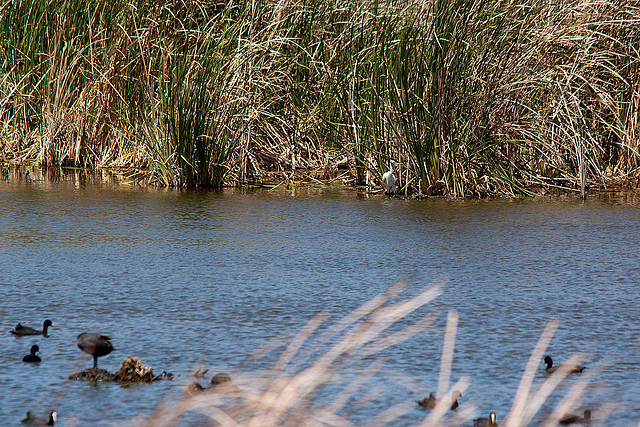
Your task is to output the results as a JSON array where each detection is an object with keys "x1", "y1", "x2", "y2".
[
  {"x1": 211, "y1": 372, "x2": 232, "y2": 387},
  {"x1": 10, "y1": 320, "x2": 53, "y2": 336},
  {"x1": 417, "y1": 391, "x2": 462, "y2": 410},
  {"x1": 22, "y1": 345, "x2": 41, "y2": 363},
  {"x1": 474, "y1": 412, "x2": 497, "y2": 427},
  {"x1": 544, "y1": 356, "x2": 585, "y2": 374},
  {"x1": 559, "y1": 410, "x2": 591, "y2": 425},
  {"x1": 21, "y1": 410, "x2": 57, "y2": 425},
  {"x1": 210, "y1": 372, "x2": 241, "y2": 392},
  {"x1": 77, "y1": 333, "x2": 114, "y2": 369},
  {"x1": 417, "y1": 393, "x2": 437, "y2": 409}
]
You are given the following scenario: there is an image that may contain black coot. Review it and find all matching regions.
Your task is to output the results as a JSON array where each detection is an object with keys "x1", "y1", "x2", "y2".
[
  {"x1": 417, "y1": 390, "x2": 462, "y2": 410},
  {"x1": 21, "y1": 410, "x2": 57, "y2": 425},
  {"x1": 77, "y1": 333, "x2": 115, "y2": 369},
  {"x1": 559, "y1": 410, "x2": 591, "y2": 425},
  {"x1": 10, "y1": 320, "x2": 53, "y2": 336},
  {"x1": 473, "y1": 412, "x2": 497, "y2": 427},
  {"x1": 544, "y1": 356, "x2": 585, "y2": 374},
  {"x1": 22, "y1": 345, "x2": 41, "y2": 363},
  {"x1": 211, "y1": 373, "x2": 232, "y2": 387}
]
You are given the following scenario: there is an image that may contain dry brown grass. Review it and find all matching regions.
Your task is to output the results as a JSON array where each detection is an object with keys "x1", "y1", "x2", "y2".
[{"x1": 1, "y1": 0, "x2": 638, "y2": 194}]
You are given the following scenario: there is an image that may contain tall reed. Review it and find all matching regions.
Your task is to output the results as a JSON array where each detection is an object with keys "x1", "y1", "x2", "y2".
[
  {"x1": 136, "y1": 4, "x2": 242, "y2": 188},
  {"x1": 134, "y1": 282, "x2": 608, "y2": 426},
  {"x1": 1, "y1": 0, "x2": 638, "y2": 195}
]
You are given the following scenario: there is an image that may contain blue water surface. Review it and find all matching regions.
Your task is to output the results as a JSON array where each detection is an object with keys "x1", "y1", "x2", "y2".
[{"x1": 1, "y1": 171, "x2": 639, "y2": 425}]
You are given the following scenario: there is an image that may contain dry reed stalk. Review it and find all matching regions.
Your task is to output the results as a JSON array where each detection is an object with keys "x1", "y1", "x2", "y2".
[
  {"x1": 419, "y1": 308, "x2": 472, "y2": 427},
  {"x1": 521, "y1": 353, "x2": 588, "y2": 425},
  {"x1": 136, "y1": 281, "x2": 449, "y2": 426},
  {"x1": 541, "y1": 361, "x2": 601, "y2": 427},
  {"x1": 436, "y1": 311, "x2": 458, "y2": 398},
  {"x1": 132, "y1": 282, "x2": 612, "y2": 427},
  {"x1": 589, "y1": 401, "x2": 617, "y2": 427},
  {"x1": 503, "y1": 319, "x2": 560, "y2": 427},
  {"x1": 2, "y1": 0, "x2": 638, "y2": 194},
  {"x1": 419, "y1": 378, "x2": 471, "y2": 427}
]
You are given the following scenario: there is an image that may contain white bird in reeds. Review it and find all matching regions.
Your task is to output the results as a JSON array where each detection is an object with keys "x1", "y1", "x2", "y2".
[{"x1": 382, "y1": 160, "x2": 396, "y2": 194}]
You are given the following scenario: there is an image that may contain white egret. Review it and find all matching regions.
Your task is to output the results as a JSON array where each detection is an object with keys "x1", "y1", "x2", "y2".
[{"x1": 381, "y1": 160, "x2": 396, "y2": 194}]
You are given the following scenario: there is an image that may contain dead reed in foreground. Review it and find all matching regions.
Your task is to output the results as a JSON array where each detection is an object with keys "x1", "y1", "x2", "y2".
[{"x1": 130, "y1": 280, "x2": 612, "y2": 426}]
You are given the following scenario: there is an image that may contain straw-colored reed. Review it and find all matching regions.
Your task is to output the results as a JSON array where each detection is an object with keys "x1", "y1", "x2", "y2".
[
  {"x1": 1, "y1": 0, "x2": 638, "y2": 195},
  {"x1": 130, "y1": 281, "x2": 609, "y2": 426}
]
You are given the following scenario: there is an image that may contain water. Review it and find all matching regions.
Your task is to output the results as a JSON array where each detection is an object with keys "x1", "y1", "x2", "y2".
[{"x1": 1, "y1": 170, "x2": 639, "y2": 426}]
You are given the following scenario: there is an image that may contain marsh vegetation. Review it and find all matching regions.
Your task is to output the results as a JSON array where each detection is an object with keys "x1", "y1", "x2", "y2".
[{"x1": 1, "y1": 0, "x2": 639, "y2": 195}]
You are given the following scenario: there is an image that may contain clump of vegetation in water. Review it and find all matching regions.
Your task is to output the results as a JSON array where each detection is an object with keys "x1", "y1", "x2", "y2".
[
  {"x1": 69, "y1": 356, "x2": 173, "y2": 383},
  {"x1": 0, "y1": 0, "x2": 638, "y2": 196}
]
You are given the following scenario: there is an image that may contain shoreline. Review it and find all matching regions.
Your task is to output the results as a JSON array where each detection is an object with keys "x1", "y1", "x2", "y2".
[{"x1": 2, "y1": 163, "x2": 639, "y2": 200}]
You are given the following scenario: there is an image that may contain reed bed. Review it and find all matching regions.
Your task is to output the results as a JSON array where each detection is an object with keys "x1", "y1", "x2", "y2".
[
  {"x1": 130, "y1": 281, "x2": 610, "y2": 426},
  {"x1": 1, "y1": 0, "x2": 639, "y2": 195}
]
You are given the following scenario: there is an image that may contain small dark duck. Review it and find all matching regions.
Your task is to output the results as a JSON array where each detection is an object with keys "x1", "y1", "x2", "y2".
[
  {"x1": 23, "y1": 345, "x2": 42, "y2": 363},
  {"x1": 473, "y1": 412, "x2": 497, "y2": 427},
  {"x1": 417, "y1": 390, "x2": 462, "y2": 410},
  {"x1": 21, "y1": 410, "x2": 57, "y2": 425},
  {"x1": 77, "y1": 333, "x2": 115, "y2": 369},
  {"x1": 10, "y1": 320, "x2": 53, "y2": 336},
  {"x1": 211, "y1": 372, "x2": 241, "y2": 392},
  {"x1": 543, "y1": 356, "x2": 585, "y2": 374},
  {"x1": 559, "y1": 410, "x2": 591, "y2": 425},
  {"x1": 210, "y1": 372, "x2": 232, "y2": 387}
]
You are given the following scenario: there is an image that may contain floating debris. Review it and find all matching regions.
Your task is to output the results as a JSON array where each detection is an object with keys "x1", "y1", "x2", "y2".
[
  {"x1": 69, "y1": 356, "x2": 172, "y2": 383},
  {"x1": 68, "y1": 367, "x2": 116, "y2": 382},
  {"x1": 115, "y1": 356, "x2": 154, "y2": 382},
  {"x1": 193, "y1": 367, "x2": 209, "y2": 379},
  {"x1": 116, "y1": 356, "x2": 172, "y2": 383}
]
